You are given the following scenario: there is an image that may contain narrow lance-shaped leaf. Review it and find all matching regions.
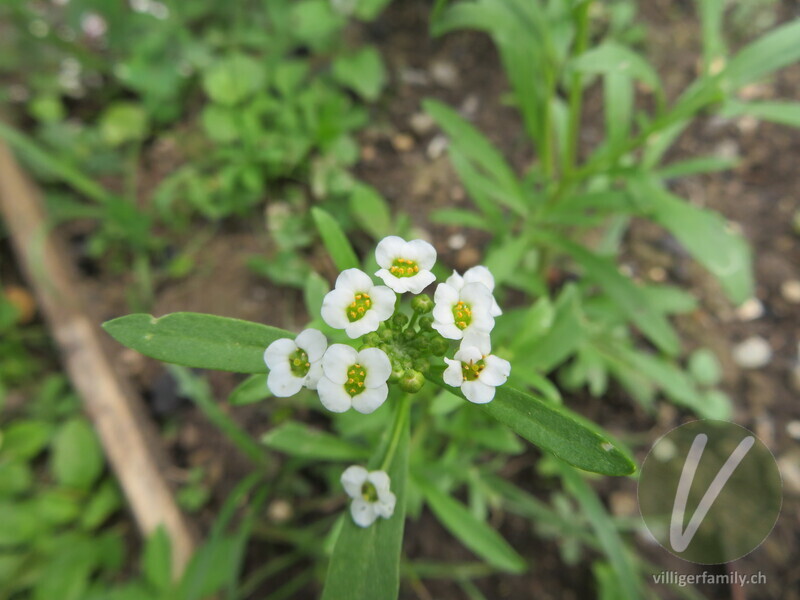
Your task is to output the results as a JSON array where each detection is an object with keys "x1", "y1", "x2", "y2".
[
  {"x1": 311, "y1": 207, "x2": 360, "y2": 271},
  {"x1": 322, "y1": 399, "x2": 410, "y2": 600},
  {"x1": 427, "y1": 371, "x2": 636, "y2": 477},
  {"x1": 102, "y1": 312, "x2": 288, "y2": 373},
  {"x1": 414, "y1": 475, "x2": 526, "y2": 573}
]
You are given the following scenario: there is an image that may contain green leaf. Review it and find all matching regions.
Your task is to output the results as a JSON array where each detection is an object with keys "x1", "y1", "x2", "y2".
[
  {"x1": 80, "y1": 479, "x2": 122, "y2": 530},
  {"x1": 722, "y1": 20, "x2": 800, "y2": 91},
  {"x1": 657, "y1": 155, "x2": 738, "y2": 179},
  {"x1": 349, "y1": 183, "x2": 392, "y2": 239},
  {"x1": 0, "y1": 461, "x2": 32, "y2": 497},
  {"x1": 102, "y1": 312, "x2": 290, "y2": 374},
  {"x1": 427, "y1": 373, "x2": 635, "y2": 476},
  {"x1": 202, "y1": 54, "x2": 265, "y2": 106},
  {"x1": 632, "y1": 179, "x2": 753, "y2": 304},
  {"x1": 311, "y1": 207, "x2": 360, "y2": 271},
  {"x1": 415, "y1": 475, "x2": 526, "y2": 573},
  {"x1": 332, "y1": 47, "x2": 386, "y2": 101},
  {"x1": 559, "y1": 464, "x2": 641, "y2": 600},
  {"x1": 32, "y1": 489, "x2": 80, "y2": 525},
  {"x1": 142, "y1": 526, "x2": 172, "y2": 592},
  {"x1": 99, "y1": 102, "x2": 149, "y2": 147},
  {"x1": 570, "y1": 41, "x2": 662, "y2": 92},
  {"x1": 423, "y1": 99, "x2": 526, "y2": 215},
  {"x1": 321, "y1": 401, "x2": 409, "y2": 600},
  {"x1": 228, "y1": 374, "x2": 271, "y2": 406},
  {"x1": 262, "y1": 422, "x2": 370, "y2": 461},
  {"x1": 541, "y1": 234, "x2": 680, "y2": 355},
  {"x1": 51, "y1": 418, "x2": 104, "y2": 491},
  {"x1": 304, "y1": 271, "x2": 330, "y2": 319},
  {"x1": 0, "y1": 501, "x2": 41, "y2": 545},
  {"x1": 688, "y1": 348, "x2": 722, "y2": 386},
  {"x1": 0, "y1": 419, "x2": 53, "y2": 459},
  {"x1": 721, "y1": 100, "x2": 800, "y2": 128}
]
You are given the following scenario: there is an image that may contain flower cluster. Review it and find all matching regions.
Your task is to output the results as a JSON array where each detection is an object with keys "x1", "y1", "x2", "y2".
[{"x1": 263, "y1": 236, "x2": 511, "y2": 525}]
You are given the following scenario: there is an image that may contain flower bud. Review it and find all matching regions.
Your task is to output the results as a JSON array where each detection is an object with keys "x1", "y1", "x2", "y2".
[
  {"x1": 380, "y1": 328, "x2": 394, "y2": 341},
  {"x1": 429, "y1": 336, "x2": 450, "y2": 357},
  {"x1": 418, "y1": 316, "x2": 434, "y2": 331},
  {"x1": 411, "y1": 294, "x2": 433, "y2": 314},
  {"x1": 413, "y1": 358, "x2": 430, "y2": 374},
  {"x1": 364, "y1": 332, "x2": 381, "y2": 346},
  {"x1": 391, "y1": 313, "x2": 409, "y2": 329},
  {"x1": 399, "y1": 369, "x2": 425, "y2": 393},
  {"x1": 389, "y1": 363, "x2": 405, "y2": 383},
  {"x1": 401, "y1": 328, "x2": 415, "y2": 342}
]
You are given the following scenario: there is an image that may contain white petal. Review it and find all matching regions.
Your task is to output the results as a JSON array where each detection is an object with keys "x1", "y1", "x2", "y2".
[
  {"x1": 460, "y1": 282, "x2": 493, "y2": 312},
  {"x1": 462, "y1": 380, "x2": 496, "y2": 404},
  {"x1": 375, "y1": 491, "x2": 396, "y2": 519},
  {"x1": 461, "y1": 331, "x2": 491, "y2": 356},
  {"x1": 443, "y1": 358, "x2": 464, "y2": 387},
  {"x1": 454, "y1": 346, "x2": 483, "y2": 363},
  {"x1": 375, "y1": 236, "x2": 406, "y2": 267},
  {"x1": 375, "y1": 269, "x2": 407, "y2": 293},
  {"x1": 433, "y1": 321, "x2": 463, "y2": 340},
  {"x1": 341, "y1": 465, "x2": 369, "y2": 499},
  {"x1": 480, "y1": 355, "x2": 511, "y2": 386},
  {"x1": 445, "y1": 270, "x2": 464, "y2": 290},
  {"x1": 336, "y1": 268, "x2": 374, "y2": 293},
  {"x1": 490, "y1": 297, "x2": 503, "y2": 317},
  {"x1": 405, "y1": 239, "x2": 437, "y2": 269},
  {"x1": 345, "y1": 312, "x2": 381, "y2": 338},
  {"x1": 467, "y1": 310, "x2": 495, "y2": 334},
  {"x1": 368, "y1": 285, "x2": 396, "y2": 320},
  {"x1": 295, "y1": 328, "x2": 327, "y2": 362},
  {"x1": 434, "y1": 282, "x2": 459, "y2": 306},
  {"x1": 359, "y1": 348, "x2": 392, "y2": 387},
  {"x1": 304, "y1": 362, "x2": 323, "y2": 390},
  {"x1": 267, "y1": 366, "x2": 304, "y2": 397},
  {"x1": 367, "y1": 470, "x2": 391, "y2": 494},
  {"x1": 432, "y1": 301, "x2": 455, "y2": 324},
  {"x1": 351, "y1": 384, "x2": 388, "y2": 414},
  {"x1": 402, "y1": 271, "x2": 436, "y2": 294},
  {"x1": 463, "y1": 266, "x2": 495, "y2": 292},
  {"x1": 263, "y1": 338, "x2": 297, "y2": 370},
  {"x1": 321, "y1": 288, "x2": 354, "y2": 329},
  {"x1": 317, "y1": 376, "x2": 353, "y2": 413},
  {"x1": 322, "y1": 344, "x2": 358, "y2": 383},
  {"x1": 350, "y1": 498, "x2": 378, "y2": 527}
]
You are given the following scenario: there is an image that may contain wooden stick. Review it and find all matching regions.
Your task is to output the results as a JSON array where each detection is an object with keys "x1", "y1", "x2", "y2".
[{"x1": 0, "y1": 141, "x2": 196, "y2": 576}]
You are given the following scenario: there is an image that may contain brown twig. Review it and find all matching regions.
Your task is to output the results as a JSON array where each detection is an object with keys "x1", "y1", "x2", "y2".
[{"x1": 0, "y1": 141, "x2": 196, "y2": 577}]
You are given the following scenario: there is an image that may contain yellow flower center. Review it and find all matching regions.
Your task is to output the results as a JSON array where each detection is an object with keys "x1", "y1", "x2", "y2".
[
  {"x1": 389, "y1": 258, "x2": 420, "y2": 278},
  {"x1": 361, "y1": 481, "x2": 378, "y2": 502},
  {"x1": 289, "y1": 349, "x2": 310, "y2": 377},
  {"x1": 347, "y1": 293, "x2": 372, "y2": 323},
  {"x1": 452, "y1": 301, "x2": 472, "y2": 330},
  {"x1": 461, "y1": 359, "x2": 485, "y2": 382},
  {"x1": 346, "y1": 363, "x2": 367, "y2": 397}
]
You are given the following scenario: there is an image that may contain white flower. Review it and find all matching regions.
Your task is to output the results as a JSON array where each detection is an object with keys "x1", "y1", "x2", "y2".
[
  {"x1": 264, "y1": 329, "x2": 327, "y2": 397},
  {"x1": 341, "y1": 465, "x2": 396, "y2": 527},
  {"x1": 432, "y1": 281, "x2": 495, "y2": 340},
  {"x1": 317, "y1": 345, "x2": 392, "y2": 414},
  {"x1": 321, "y1": 269, "x2": 396, "y2": 338},
  {"x1": 375, "y1": 236, "x2": 437, "y2": 294},
  {"x1": 446, "y1": 266, "x2": 502, "y2": 317},
  {"x1": 443, "y1": 332, "x2": 510, "y2": 404}
]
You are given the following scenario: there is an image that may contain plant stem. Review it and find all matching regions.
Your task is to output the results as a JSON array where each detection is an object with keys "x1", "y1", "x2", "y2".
[
  {"x1": 406, "y1": 311, "x2": 419, "y2": 332},
  {"x1": 379, "y1": 395, "x2": 411, "y2": 472},
  {"x1": 564, "y1": 0, "x2": 592, "y2": 177}
]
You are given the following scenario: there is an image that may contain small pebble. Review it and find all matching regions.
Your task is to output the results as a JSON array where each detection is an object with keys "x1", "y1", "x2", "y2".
[
  {"x1": 648, "y1": 267, "x2": 667, "y2": 282},
  {"x1": 732, "y1": 336, "x2": 772, "y2": 369},
  {"x1": 430, "y1": 60, "x2": 459, "y2": 88},
  {"x1": 447, "y1": 233, "x2": 466, "y2": 250},
  {"x1": 360, "y1": 145, "x2": 377, "y2": 161},
  {"x1": 391, "y1": 134, "x2": 414, "y2": 152},
  {"x1": 780, "y1": 280, "x2": 800, "y2": 304},
  {"x1": 409, "y1": 112, "x2": 435, "y2": 136},
  {"x1": 268, "y1": 499, "x2": 293, "y2": 522},
  {"x1": 786, "y1": 420, "x2": 800, "y2": 441},
  {"x1": 735, "y1": 297, "x2": 764, "y2": 321},
  {"x1": 426, "y1": 134, "x2": 449, "y2": 159}
]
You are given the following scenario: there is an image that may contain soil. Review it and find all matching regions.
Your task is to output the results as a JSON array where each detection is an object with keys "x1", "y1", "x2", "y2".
[{"x1": 4, "y1": 0, "x2": 800, "y2": 599}]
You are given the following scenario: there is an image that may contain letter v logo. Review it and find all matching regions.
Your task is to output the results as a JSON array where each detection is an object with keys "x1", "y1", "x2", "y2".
[{"x1": 669, "y1": 433, "x2": 755, "y2": 553}]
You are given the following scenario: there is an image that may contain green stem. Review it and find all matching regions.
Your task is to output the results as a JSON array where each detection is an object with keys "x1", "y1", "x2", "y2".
[
  {"x1": 540, "y1": 70, "x2": 556, "y2": 179},
  {"x1": 379, "y1": 395, "x2": 411, "y2": 472},
  {"x1": 405, "y1": 311, "x2": 419, "y2": 332},
  {"x1": 564, "y1": 0, "x2": 592, "y2": 176}
]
